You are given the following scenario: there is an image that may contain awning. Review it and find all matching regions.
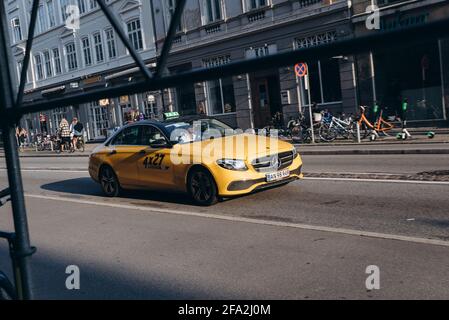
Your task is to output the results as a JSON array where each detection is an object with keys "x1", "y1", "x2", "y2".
[
  {"x1": 104, "y1": 63, "x2": 156, "y2": 81},
  {"x1": 41, "y1": 85, "x2": 66, "y2": 96}
]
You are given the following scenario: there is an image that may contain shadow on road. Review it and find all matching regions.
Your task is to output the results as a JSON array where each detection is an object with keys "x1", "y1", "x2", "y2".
[
  {"x1": 0, "y1": 246, "x2": 230, "y2": 299},
  {"x1": 40, "y1": 178, "x2": 195, "y2": 205}
]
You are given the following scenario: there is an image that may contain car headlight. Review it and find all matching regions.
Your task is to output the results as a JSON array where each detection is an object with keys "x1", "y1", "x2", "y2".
[
  {"x1": 292, "y1": 147, "x2": 298, "y2": 159},
  {"x1": 217, "y1": 159, "x2": 248, "y2": 171}
]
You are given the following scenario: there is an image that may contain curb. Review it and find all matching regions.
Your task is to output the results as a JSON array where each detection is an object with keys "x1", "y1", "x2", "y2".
[
  {"x1": 304, "y1": 172, "x2": 449, "y2": 182},
  {"x1": 299, "y1": 149, "x2": 449, "y2": 156}
]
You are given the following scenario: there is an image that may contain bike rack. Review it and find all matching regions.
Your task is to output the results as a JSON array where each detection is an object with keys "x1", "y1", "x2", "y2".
[{"x1": 0, "y1": 0, "x2": 449, "y2": 299}]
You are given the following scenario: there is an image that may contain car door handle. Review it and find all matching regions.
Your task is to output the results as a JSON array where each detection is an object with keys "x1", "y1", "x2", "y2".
[
  {"x1": 139, "y1": 149, "x2": 147, "y2": 155},
  {"x1": 109, "y1": 150, "x2": 117, "y2": 155}
]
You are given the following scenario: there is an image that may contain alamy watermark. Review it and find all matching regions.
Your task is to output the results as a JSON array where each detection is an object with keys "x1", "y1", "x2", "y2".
[
  {"x1": 65, "y1": 265, "x2": 80, "y2": 290},
  {"x1": 365, "y1": 265, "x2": 380, "y2": 290}
]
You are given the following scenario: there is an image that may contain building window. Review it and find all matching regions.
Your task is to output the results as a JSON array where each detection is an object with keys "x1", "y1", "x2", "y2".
[
  {"x1": 89, "y1": 0, "x2": 98, "y2": 10},
  {"x1": 203, "y1": 55, "x2": 235, "y2": 115},
  {"x1": 60, "y1": 0, "x2": 70, "y2": 21},
  {"x1": 34, "y1": 54, "x2": 44, "y2": 80},
  {"x1": 167, "y1": 0, "x2": 182, "y2": 32},
  {"x1": 105, "y1": 29, "x2": 117, "y2": 59},
  {"x1": 247, "y1": 0, "x2": 268, "y2": 11},
  {"x1": 127, "y1": 19, "x2": 143, "y2": 51},
  {"x1": 144, "y1": 94, "x2": 158, "y2": 118},
  {"x1": 53, "y1": 48, "x2": 62, "y2": 75},
  {"x1": 300, "y1": 59, "x2": 342, "y2": 105},
  {"x1": 78, "y1": 0, "x2": 86, "y2": 14},
  {"x1": 206, "y1": 78, "x2": 236, "y2": 115},
  {"x1": 52, "y1": 107, "x2": 67, "y2": 133},
  {"x1": 82, "y1": 37, "x2": 92, "y2": 66},
  {"x1": 93, "y1": 32, "x2": 104, "y2": 63},
  {"x1": 89, "y1": 101, "x2": 110, "y2": 139},
  {"x1": 11, "y1": 18, "x2": 22, "y2": 43},
  {"x1": 204, "y1": 0, "x2": 222, "y2": 24},
  {"x1": 17, "y1": 60, "x2": 29, "y2": 83},
  {"x1": 43, "y1": 51, "x2": 53, "y2": 77},
  {"x1": 37, "y1": 4, "x2": 48, "y2": 33},
  {"x1": 47, "y1": 0, "x2": 56, "y2": 27},
  {"x1": 65, "y1": 42, "x2": 78, "y2": 71}
]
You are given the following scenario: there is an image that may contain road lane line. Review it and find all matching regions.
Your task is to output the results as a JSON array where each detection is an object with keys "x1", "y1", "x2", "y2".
[
  {"x1": 0, "y1": 168, "x2": 87, "y2": 173},
  {"x1": 304, "y1": 177, "x2": 449, "y2": 185},
  {"x1": 25, "y1": 193, "x2": 449, "y2": 248}
]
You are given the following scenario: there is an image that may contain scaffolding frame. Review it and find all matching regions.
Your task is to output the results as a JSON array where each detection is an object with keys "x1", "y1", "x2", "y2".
[{"x1": 0, "y1": 0, "x2": 448, "y2": 299}]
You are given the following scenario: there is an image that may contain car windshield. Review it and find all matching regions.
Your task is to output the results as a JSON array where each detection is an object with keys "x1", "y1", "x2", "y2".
[{"x1": 164, "y1": 119, "x2": 234, "y2": 144}]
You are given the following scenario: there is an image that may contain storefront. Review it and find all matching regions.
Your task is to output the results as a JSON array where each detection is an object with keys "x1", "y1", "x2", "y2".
[{"x1": 353, "y1": 3, "x2": 449, "y2": 123}]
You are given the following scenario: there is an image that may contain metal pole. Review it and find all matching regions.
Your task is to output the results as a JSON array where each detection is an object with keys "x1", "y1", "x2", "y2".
[
  {"x1": 155, "y1": 0, "x2": 188, "y2": 78},
  {"x1": 95, "y1": 0, "x2": 153, "y2": 81},
  {"x1": 0, "y1": 2, "x2": 34, "y2": 300},
  {"x1": 305, "y1": 73, "x2": 315, "y2": 143}
]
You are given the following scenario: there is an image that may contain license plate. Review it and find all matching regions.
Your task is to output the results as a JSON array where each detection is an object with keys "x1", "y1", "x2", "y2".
[{"x1": 266, "y1": 169, "x2": 290, "y2": 182}]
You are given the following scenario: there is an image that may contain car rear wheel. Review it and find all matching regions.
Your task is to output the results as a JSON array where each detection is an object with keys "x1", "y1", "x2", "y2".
[
  {"x1": 188, "y1": 167, "x2": 218, "y2": 206},
  {"x1": 100, "y1": 166, "x2": 120, "y2": 197}
]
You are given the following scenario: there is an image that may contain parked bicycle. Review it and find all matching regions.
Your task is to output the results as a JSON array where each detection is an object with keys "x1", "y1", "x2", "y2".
[
  {"x1": 318, "y1": 113, "x2": 356, "y2": 142},
  {"x1": 35, "y1": 134, "x2": 54, "y2": 151},
  {"x1": 353, "y1": 105, "x2": 395, "y2": 141},
  {"x1": 287, "y1": 114, "x2": 314, "y2": 144}
]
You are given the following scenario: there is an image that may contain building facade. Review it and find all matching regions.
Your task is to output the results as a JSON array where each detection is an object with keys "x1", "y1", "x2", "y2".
[
  {"x1": 151, "y1": 0, "x2": 354, "y2": 130},
  {"x1": 8, "y1": 0, "x2": 449, "y2": 143},
  {"x1": 7, "y1": 0, "x2": 157, "y2": 141}
]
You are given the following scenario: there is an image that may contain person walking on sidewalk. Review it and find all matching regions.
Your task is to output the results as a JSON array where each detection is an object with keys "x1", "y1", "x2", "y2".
[
  {"x1": 70, "y1": 117, "x2": 84, "y2": 151},
  {"x1": 16, "y1": 126, "x2": 27, "y2": 152},
  {"x1": 58, "y1": 118, "x2": 71, "y2": 152}
]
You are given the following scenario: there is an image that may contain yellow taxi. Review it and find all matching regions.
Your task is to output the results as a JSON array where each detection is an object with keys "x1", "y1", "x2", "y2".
[{"x1": 89, "y1": 116, "x2": 303, "y2": 206}]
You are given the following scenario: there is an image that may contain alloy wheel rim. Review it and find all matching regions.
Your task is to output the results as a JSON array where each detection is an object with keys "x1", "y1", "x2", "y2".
[
  {"x1": 101, "y1": 168, "x2": 116, "y2": 195},
  {"x1": 191, "y1": 172, "x2": 212, "y2": 202}
]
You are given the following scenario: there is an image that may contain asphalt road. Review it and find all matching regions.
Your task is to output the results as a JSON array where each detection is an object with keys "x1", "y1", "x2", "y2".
[{"x1": 0, "y1": 155, "x2": 448, "y2": 299}]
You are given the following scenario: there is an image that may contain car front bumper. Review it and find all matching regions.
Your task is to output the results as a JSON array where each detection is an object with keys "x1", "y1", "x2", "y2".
[{"x1": 214, "y1": 155, "x2": 303, "y2": 197}]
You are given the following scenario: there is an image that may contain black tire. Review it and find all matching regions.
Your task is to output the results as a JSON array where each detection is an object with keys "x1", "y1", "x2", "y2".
[
  {"x1": 290, "y1": 126, "x2": 302, "y2": 143},
  {"x1": 319, "y1": 124, "x2": 337, "y2": 142},
  {"x1": 352, "y1": 122, "x2": 370, "y2": 140},
  {"x1": 100, "y1": 166, "x2": 121, "y2": 197},
  {"x1": 187, "y1": 167, "x2": 218, "y2": 206},
  {"x1": 78, "y1": 141, "x2": 85, "y2": 152}
]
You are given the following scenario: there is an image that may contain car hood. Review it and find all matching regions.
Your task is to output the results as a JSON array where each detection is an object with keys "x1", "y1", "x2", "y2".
[{"x1": 173, "y1": 133, "x2": 294, "y2": 162}]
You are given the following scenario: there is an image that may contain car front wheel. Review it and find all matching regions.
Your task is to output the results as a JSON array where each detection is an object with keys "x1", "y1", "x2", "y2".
[
  {"x1": 188, "y1": 167, "x2": 218, "y2": 206},
  {"x1": 100, "y1": 166, "x2": 120, "y2": 197}
]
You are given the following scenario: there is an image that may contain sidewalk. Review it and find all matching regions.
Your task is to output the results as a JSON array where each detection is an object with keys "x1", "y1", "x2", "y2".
[{"x1": 1, "y1": 132, "x2": 449, "y2": 157}]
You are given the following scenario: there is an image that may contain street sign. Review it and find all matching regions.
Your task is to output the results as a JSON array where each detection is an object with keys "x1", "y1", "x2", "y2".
[{"x1": 295, "y1": 62, "x2": 308, "y2": 78}]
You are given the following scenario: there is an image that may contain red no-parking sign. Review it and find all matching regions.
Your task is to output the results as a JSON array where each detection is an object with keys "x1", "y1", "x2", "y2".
[{"x1": 295, "y1": 62, "x2": 308, "y2": 78}]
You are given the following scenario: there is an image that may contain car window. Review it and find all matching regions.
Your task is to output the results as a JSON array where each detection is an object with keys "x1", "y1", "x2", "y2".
[
  {"x1": 141, "y1": 125, "x2": 168, "y2": 146},
  {"x1": 111, "y1": 126, "x2": 140, "y2": 146}
]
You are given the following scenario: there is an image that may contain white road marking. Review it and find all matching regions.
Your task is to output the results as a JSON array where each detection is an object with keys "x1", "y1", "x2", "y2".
[
  {"x1": 0, "y1": 168, "x2": 87, "y2": 173},
  {"x1": 25, "y1": 193, "x2": 449, "y2": 248},
  {"x1": 304, "y1": 177, "x2": 449, "y2": 185}
]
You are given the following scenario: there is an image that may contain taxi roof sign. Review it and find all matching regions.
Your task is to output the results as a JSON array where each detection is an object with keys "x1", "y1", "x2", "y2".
[{"x1": 163, "y1": 112, "x2": 180, "y2": 120}]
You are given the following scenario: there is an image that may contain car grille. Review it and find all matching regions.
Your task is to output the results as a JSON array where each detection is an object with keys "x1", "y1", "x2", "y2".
[{"x1": 251, "y1": 151, "x2": 295, "y2": 172}]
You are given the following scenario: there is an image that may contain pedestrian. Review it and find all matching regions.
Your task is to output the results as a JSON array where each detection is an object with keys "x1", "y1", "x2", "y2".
[
  {"x1": 70, "y1": 117, "x2": 84, "y2": 151},
  {"x1": 16, "y1": 126, "x2": 27, "y2": 151},
  {"x1": 59, "y1": 118, "x2": 71, "y2": 152}
]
